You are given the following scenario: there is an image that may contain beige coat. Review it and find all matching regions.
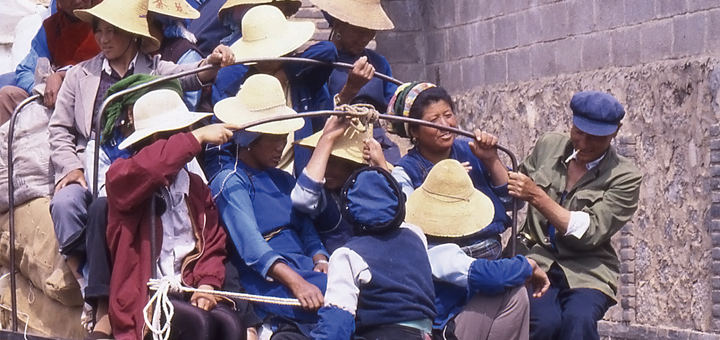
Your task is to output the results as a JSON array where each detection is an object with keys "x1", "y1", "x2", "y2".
[{"x1": 48, "y1": 52, "x2": 205, "y2": 184}]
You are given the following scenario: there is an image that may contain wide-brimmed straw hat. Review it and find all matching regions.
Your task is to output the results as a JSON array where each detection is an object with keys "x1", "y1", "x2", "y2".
[
  {"x1": 219, "y1": 0, "x2": 302, "y2": 18},
  {"x1": 75, "y1": 0, "x2": 160, "y2": 51},
  {"x1": 214, "y1": 73, "x2": 305, "y2": 134},
  {"x1": 310, "y1": 0, "x2": 394, "y2": 30},
  {"x1": 229, "y1": 5, "x2": 315, "y2": 60},
  {"x1": 405, "y1": 159, "x2": 496, "y2": 238},
  {"x1": 296, "y1": 124, "x2": 393, "y2": 168},
  {"x1": 149, "y1": 0, "x2": 200, "y2": 19},
  {"x1": 119, "y1": 89, "x2": 211, "y2": 149}
]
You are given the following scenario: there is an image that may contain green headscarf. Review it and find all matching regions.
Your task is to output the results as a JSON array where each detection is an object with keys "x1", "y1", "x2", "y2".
[{"x1": 101, "y1": 74, "x2": 183, "y2": 144}]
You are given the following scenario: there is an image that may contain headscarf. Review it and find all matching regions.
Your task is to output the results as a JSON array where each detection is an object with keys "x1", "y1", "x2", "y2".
[
  {"x1": 341, "y1": 167, "x2": 405, "y2": 236},
  {"x1": 387, "y1": 81, "x2": 436, "y2": 138}
]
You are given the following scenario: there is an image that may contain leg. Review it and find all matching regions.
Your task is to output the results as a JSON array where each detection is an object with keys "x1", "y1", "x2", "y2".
[
  {"x1": 50, "y1": 183, "x2": 92, "y2": 254},
  {"x1": 0, "y1": 85, "x2": 30, "y2": 125},
  {"x1": 84, "y1": 197, "x2": 113, "y2": 334},
  {"x1": 355, "y1": 324, "x2": 425, "y2": 340},
  {"x1": 210, "y1": 303, "x2": 247, "y2": 340},
  {"x1": 454, "y1": 285, "x2": 530, "y2": 340},
  {"x1": 270, "y1": 322, "x2": 310, "y2": 340},
  {"x1": 557, "y1": 288, "x2": 612, "y2": 340},
  {"x1": 169, "y1": 298, "x2": 217, "y2": 340}
]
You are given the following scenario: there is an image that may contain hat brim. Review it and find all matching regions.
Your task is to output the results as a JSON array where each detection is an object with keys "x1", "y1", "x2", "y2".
[
  {"x1": 405, "y1": 188, "x2": 495, "y2": 238},
  {"x1": 296, "y1": 128, "x2": 367, "y2": 165},
  {"x1": 230, "y1": 20, "x2": 315, "y2": 60},
  {"x1": 119, "y1": 111, "x2": 211, "y2": 150},
  {"x1": 219, "y1": 0, "x2": 302, "y2": 18},
  {"x1": 149, "y1": 3, "x2": 201, "y2": 19},
  {"x1": 214, "y1": 98, "x2": 305, "y2": 134},
  {"x1": 573, "y1": 115, "x2": 619, "y2": 137},
  {"x1": 310, "y1": 0, "x2": 394, "y2": 30},
  {"x1": 74, "y1": 8, "x2": 161, "y2": 51}
]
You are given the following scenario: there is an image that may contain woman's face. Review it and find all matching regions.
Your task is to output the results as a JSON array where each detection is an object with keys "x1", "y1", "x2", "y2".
[
  {"x1": 94, "y1": 20, "x2": 136, "y2": 61},
  {"x1": 411, "y1": 100, "x2": 457, "y2": 153},
  {"x1": 248, "y1": 134, "x2": 288, "y2": 169},
  {"x1": 324, "y1": 156, "x2": 360, "y2": 191},
  {"x1": 334, "y1": 22, "x2": 376, "y2": 56}
]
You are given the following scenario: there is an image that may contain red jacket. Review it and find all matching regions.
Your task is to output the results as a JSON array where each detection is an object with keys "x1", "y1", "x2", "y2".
[{"x1": 105, "y1": 132, "x2": 227, "y2": 340}]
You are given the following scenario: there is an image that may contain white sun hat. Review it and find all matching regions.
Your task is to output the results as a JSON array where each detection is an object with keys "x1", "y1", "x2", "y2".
[
  {"x1": 229, "y1": 5, "x2": 315, "y2": 60},
  {"x1": 310, "y1": 0, "x2": 394, "y2": 30}
]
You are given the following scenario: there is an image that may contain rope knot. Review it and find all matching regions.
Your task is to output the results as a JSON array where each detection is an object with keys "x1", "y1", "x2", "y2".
[{"x1": 336, "y1": 103, "x2": 380, "y2": 133}]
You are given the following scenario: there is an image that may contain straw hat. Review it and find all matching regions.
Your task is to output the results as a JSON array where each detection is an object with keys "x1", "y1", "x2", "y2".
[
  {"x1": 119, "y1": 89, "x2": 211, "y2": 149},
  {"x1": 310, "y1": 0, "x2": 394, "y2": 30},
  {"x1": 405, "y1": 159, "x2": 496, "y2": 238},
  {"x1": 229, "y1": 5, "x2": 315, "y2": 60},
  {"x1": 296, "y1": 125, "x2": 367, "y2": 165},
  {"x1": 219, "y1": 0, "x2": 302, "y2": 18},
  {"x1": 74, "y1": 0, "x2": 160, "y2": 51},
  {"x1": 148, "y1": 0, "x2": 200, "y2": 19},
  {"x1": 214, "y1": 74, "x2": 305, "y2": 134}
]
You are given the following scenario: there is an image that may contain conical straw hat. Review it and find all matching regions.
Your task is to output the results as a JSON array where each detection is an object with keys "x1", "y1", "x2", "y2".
[
  {"x1": 214, "y1": 74, "x2": 305, "y2": 134},
  {"x1": 229, "y1": 5, "x2": 315, "y2": 60},
  {"x1": 310, "y1": 0, "x2": 394, "y2": 30},
  {"x1": 119, "y1": 89, "x2": 211, "y2": 149},
  {"x1": 297, "y1": 125, "x2": 368, "y2": 165},
  {"x1": 148, "y1": 0, "x2": 200, "y2": 19},
  {"x1": 75, "y1": 0, "x2": 160, "y2": 50},
  {"x1": 219, "y1": 0, "x2": 302, "y2": 18},
  {"x1": 405, "y1": 159, "x2": 496, "y2": 238}
]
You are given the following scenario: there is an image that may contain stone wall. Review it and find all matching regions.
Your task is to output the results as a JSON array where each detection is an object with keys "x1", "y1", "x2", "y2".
[{"x1": 377, "y1": 0, "x2": 720, "y2": 337}]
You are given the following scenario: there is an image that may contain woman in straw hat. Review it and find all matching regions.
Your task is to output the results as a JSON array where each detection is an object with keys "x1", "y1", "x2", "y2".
[
  {"x1": 210, "y1": 74, "x2": 329, "y2": 339},
  {"x1": 103, "y1": 89, "x2": 255, "y2": 340},
  {"x1": 405, "y1": 159, "x2": 549, "y2": 340},
  {"x1": 204, "y1": 4, "x2": 336, "y2": 178},
  {"x1": 291, "y1": 116, "x2": 388, "y2": 253},
  {"x1": 388, "y1": 83, "x2": 514, "y2": 260}
]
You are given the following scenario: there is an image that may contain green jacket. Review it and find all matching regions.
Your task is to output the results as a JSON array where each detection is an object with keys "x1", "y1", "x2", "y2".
[{"x1": 517, "y1": 133, "x2": 642, "y2": 301}]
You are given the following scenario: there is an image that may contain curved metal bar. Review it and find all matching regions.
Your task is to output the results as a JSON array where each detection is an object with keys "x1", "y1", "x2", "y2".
[
  {"x1": 235, "y1": 110, "x2": 519, "y2": 255},
  {"x1": 7, "y1": 94, "x2": 41, "y2": 332}
]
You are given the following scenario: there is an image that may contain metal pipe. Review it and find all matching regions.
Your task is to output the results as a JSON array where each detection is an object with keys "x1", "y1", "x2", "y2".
[{"x1": 7, "y1": 94, "x2": 41, "y2": 332}]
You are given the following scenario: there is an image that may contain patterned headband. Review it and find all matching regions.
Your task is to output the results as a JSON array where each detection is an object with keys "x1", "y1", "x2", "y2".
[{"x1": 388, "y1": 82, "x2": 437, "y2": 138}]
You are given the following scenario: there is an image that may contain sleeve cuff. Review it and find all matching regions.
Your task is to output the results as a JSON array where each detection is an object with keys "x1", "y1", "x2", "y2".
[
  {"x1": 257, "y1": 252, "x2": 285, "y2": 279},
  {"x1": 566, "y1": 211, "x2": 590, "y2": 239},
  {"x1": 297, "y1": 169, "x2": 325, "y2": 193}
]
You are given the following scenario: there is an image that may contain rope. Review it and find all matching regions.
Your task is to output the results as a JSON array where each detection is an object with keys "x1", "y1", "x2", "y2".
[
  {"x1": 143, "y1": 276, "x2": 180, "y2": 340},
  {"x1": 335, "y1": 103, "x2": 379, "y2": 137},
  {"x1": 146, "y1": 278, "x2": 302, "y2": 306}
]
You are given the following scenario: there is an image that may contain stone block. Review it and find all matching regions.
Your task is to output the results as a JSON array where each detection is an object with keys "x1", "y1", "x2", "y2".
[
  {"x1": 713, "y1": 248, "x2": 720, "y2": 260},
  {"x1": 581, "y1": 33, "x2": 611, "y2": 71},
  {"x1": 621, "y1": 296, "x2": 635, "y2": 309},
  {"x1": 425, "y1": 30, "x2": 449, "y2": 64},
  {"x1": 555, "y1": 37, "x2": 583, "y2": 75},
  {"x1": 620, "y1": 285, "x2": 637, "y2": 297},
  {"x1": 626, "y1": 0, "x2": 656, "y2": 24},
  {"x1": 688, "y1": 0, "x2": 720, "y2": 12},
  {"x1": 708, "y1": 9, "x2": 720, "y2": 53},
  {"x1": 507, "y1": 47, "x2": 532, "y2": 83},
  {"x1": 640, "y1": 19, "x2": 673, "y2": 62},
  {"x1": 622, "y1": 309, "x2": 636, "y2": 322},
  {"x1": 449, "y1": 25, "x2": 473, "y2": 59},
  {"x1": 539, "y1": 2, "x2": 568, "y2": 42},
  {"x1": 713, "y1": 232, "x2": 720, "y2": 246},
  {"x1": 620, "y1": 273, "x2": 635, "y2": 283},
  {"x1": 567, "y1": 0, "x2": 595, "y2": 35},
  {"x1": 712, "y1": 138, "x2": 720, "y2": 149},
  {"x1": 517, "y1": 7, "x2": 543, "y2": 46},
  {"x1": 383, "y1": 0, "x2": 423, "y2": 32},
  {"x1": 714, "y1": 277, "x2": 720, "y2": 289},
  {"x1": 714, "y1": 289, "x2": 720, "y2": 303},
  {"x1": 530, "y1": 41, "x2": 557, "y2": 78},
  {"x1": 710, "y1": 220, "x2": 720, "y2": 232},
  {"x1": 484, "y1": 52, "x2": 508, "y2": 85},
  {"x1": 457, "y1": 0, "x2": 484, "y2": 24},
  {"x1": 390, "y1": 63, "x2": 427, "y2": 84},
  {"x1": 712, "y1": 206, "x2": 720, "y2": 219},
  {"x1": 620, "y1": 248, "x2": 635, "y2": 261},
  {"x1": 657, "y1": 0, "x2": 688, "y2": 19},
  {"x1": 460, "y1": 57, "x2": 484, "y2": 90},
  {"x1": 713, "y1": 193, "x2": 720, "y2": 203},
  {"x1": 673, "y1": 13, "x2": 707, "y2": 58},
  {"x1": 469, "y1": 20, "x2": 494, "y2": 56},
  {"x1": 713, "y1": 152, "x2": 720, "y2": 164},
  {"x1": 493, "y1": 14, "x2": 519, "y2": 50},
  {"x1": 620, "y1": 262, "x2": 636, "y2": 273},
  {"x1": 713, "y1": 261, "x2": 720, "y2": 275},
  {"x1": 611, "y1": 27, "x2": 642, "y2": 67},
  {"x1": 426, "y1": 0, "x2": 457, "y2": 29},
  {"x1": 595, "y1": 0, "x2": 625, "y2": 31},
  {"x1": 437, "y1": 61, "x2": 463, "y2": 92},
  {"x1": 375, "y1": 32, "x2": 422, "y2": 64}
]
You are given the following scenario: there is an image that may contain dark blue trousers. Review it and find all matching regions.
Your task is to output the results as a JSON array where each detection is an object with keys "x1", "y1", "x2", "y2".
[{"x1": 529, "y1": 265, "x2": 613, "y2": 340}]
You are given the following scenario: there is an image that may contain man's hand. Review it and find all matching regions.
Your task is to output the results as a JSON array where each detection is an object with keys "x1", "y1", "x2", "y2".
[
  {"x1": 55, "y1": 169, "x2": 87, "y2": 193},
  {"x1": 192, "y1": 123, "x2": 239, "y2": 145},
  {"x1": 526, "y1": 258, "x2": 550, "y2": 298},
  {"x1": 320, "y1": 116, "x2": 351, "y2": 142},
  {"x1": 289, "y1": 278, "x2": 324, "y2": 311},
  {"x1": 43, "y1": 71, "x2": 65, "y2": 108},
  {"x1": 468, "y1": 129, "x2": 499, "y2": 162},
  {"x1": 190, "y1": 284, "x2": 218, "y2": 311},
  {"x1": 508, "y1": 171, "x2": 541, "y2": 202},
  {"x1": 206, "y1": 45, "x2": 235, "y2": 68},
  {"x1": 337, "y1": 56, "x2": 375, "y2": 104},
  {"x1": 363, "y1": 138, "x2": 387, "y2": 169},
  {"x1": 312, "y1": 254, "x2": 329, "y2": 274}
]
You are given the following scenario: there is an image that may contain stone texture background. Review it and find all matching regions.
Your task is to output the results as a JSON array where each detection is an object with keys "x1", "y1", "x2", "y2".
[{"x1": 375, "y1": 0, "x2": 720, "y2": 338}]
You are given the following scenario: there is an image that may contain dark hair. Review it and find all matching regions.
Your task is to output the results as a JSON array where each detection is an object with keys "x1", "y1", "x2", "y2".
[{"x1": 408, "y1": 86, "x2": 455, "y2": 120}]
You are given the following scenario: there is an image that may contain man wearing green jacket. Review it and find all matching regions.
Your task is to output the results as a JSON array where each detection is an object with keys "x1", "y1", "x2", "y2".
[{"x1": 507, "y1": 91, "x2": 642, "y2": 340}]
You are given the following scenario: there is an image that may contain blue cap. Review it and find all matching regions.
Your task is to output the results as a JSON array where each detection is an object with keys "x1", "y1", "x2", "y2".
[
  {"x1": 341, "y1": 167, "x2": 405, "y2": 235},
  {"x1": 233, "y1": 131, "x2": 261, "y2": 147},
  {"x1": 570, "y1": 91, "x2": 625, "y2": 136}
]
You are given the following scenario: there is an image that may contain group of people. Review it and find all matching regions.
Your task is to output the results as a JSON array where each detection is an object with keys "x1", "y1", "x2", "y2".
[{"x1": 0, "y1": 0, "x2": 643, "y2": 339}]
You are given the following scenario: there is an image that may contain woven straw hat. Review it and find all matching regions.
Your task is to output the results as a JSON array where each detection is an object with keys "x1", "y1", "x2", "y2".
[
  {"x1": 405, "y1": 159, "x2": 496, "y2": 238},
  {"x1": 119, "y1": 89, "x2": 211, "y2": 149},
  {"x1": 229, "y1": 5, "x2": 315, "y2": 60},
  {"x1": 149, "y1": 0, "x2": 200, "y2": 19},
  {"x1": 75, "y1": 0, "x2": 160, "y2": 51},
  {"x1": 214, "y1": 74, "x2": 305, "y2": 134},
  {"x1": 297, "y1": 125, "x2": 368, "y2": 165},
  {"x1": 310, "y1": 0, "x2": 394, "y2": 30},
  {"x1": 219, "y1": 0, "x2": 302, "y2": 18}
]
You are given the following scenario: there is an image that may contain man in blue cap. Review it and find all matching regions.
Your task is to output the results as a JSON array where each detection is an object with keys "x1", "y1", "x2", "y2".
[{"x1": 507, "y1": 91, "x2": 642, "y2": 340}]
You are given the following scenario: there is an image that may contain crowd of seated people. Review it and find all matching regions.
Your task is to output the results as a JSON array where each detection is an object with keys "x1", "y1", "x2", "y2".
[{"x1": 0, "y1": 0, "x2": 643, "y2": 339}]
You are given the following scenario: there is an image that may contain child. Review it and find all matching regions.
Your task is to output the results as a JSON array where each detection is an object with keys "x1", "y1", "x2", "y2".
[{"x1": 310, "y1": 167, "x2": 436, "y2": 340}]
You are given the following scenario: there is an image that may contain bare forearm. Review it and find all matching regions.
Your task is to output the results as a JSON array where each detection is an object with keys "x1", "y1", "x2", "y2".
[
  {"x1": 268, "y1": 261, "x2": 305, "y2": 289},
  {"x1": 483, "y1": 157, "x2": 510, "y2": 187},
  {"x1": 305, "y1": 136, "x2": 335, "y2": 182},
  {"x1": 529, "y1": 189, "x2": 571, "y2": 234}
]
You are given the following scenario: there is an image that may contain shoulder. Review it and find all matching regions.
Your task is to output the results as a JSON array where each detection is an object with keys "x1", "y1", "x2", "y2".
[
  {"x1": 530, "y1": 133, "x2": 569, "y2": 158},
  {"x1": 605, "y1": 148, "x2": 643, "y2": 184},
  {"x1": 66, "y1": 54, "x2": 102, "y2": 79}
]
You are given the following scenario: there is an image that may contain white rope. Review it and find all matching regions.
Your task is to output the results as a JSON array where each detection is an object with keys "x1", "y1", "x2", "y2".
[
  {"x1": 143, "y1": 276, "x2": 181, "y2": 340},
  {"x1": 146, "y1": 278, "x2": 301, "y2": 306}
]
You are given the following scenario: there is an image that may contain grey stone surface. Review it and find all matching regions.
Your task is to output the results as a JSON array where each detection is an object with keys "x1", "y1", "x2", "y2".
[
  {"x1": 555, "y1": 37, "x2": 583, "y2": 75},
  {"x1": 595, "y1": 0, "x2": 626, "y2": 31},
  {"x1": 673, "y1": 12, "x2": 707, "y2": 57},
  {"x1": 581, "y1": 33, "x2": 611, "y2": 70},
  {"x1": 484, "y1": 52, "x2": 508, "y2": 85},
  {"x1": 539, "y1": 2, "x2": 568, "y2": 42},
  {"x1": 567, "y1": 0, "x2": 596, "y2": 35},
  {"x1": 517, "y1": 6, "x2": 544, "y2": 46},
  {"x1": 640, "y1": 19, "x2": 673, "y2": 62},
  {"x1": 657, "y1": 0, "x2": 689, "y2": 18},
  {"x1": 530, "y1": 41, "x2": 557, "y2": 78},
  {"x1": 494, "y1": 14, "x2": 519, "y2": 50},
  {"x1": 507, "y1": 47, "x2": 532, "y2": 82},
  {"x1": 706, "y1": 9, "x2": 720, "y2": 53},
  {"x1": 626, "y1": 0, "x2": 657, "y2": 25},
  {"x1": 611, "y1": 27, "x2": 642, "y2": 67},
  {"x1": 469, "y1": 20, "x2": 494, "y2": 56},
  {"x1": 382, "y1": 0, "x2": 423, "y2": 32}
]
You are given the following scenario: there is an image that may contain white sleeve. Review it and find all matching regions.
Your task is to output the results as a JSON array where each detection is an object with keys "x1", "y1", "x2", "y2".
[
  {"x1": 401, "y1": 222, "x2": 428, "y2": 250},
  {"x1": 565, "y1": 211, "x2": 591, "y2": 239},
  {"x1": 323, "y1": 247, "x2": 372, "y2": 315},
  {"x1": 427, "y1": 243, "x2": 475, "y2": 288},
  {"x1": 186, "y1": 158, "x2": 208, "y2": 184},
  {"x1": 391, "y1": 166, "x2": 415, "y2": 200}
]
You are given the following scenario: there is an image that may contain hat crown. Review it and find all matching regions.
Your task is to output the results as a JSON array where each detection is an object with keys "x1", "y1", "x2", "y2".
[
  {"x1": 133, "y1": 89, "x2": 186, "y2": 131},
  {"x1": 242, "y1": 5, "x2": 288, "y2": 42},
  {"x1": 422, "y1": 159, "x2": 474, "y2": 200},
  {"x1": 237, "y1": 74, "x2": 286, "y2": 111},
  {"x1": 570, "y1": 91, "x2": 625, "y2": 123}
]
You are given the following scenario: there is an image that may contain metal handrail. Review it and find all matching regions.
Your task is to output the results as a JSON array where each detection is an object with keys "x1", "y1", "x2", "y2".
[{"x1": 7, "y1": 94, "x2": 41, "y2": 332}]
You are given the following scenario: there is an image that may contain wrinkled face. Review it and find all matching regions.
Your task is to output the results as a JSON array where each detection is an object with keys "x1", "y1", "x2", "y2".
[
  {"x1": 248, "y1": 133, "x2": 288, "y2": 169},
  {"x1": 410, "y1": 100, "x2": 457, "y2": 153},
  {"x1": 335, "y1": 22, "x2": 376, "y2": 56},
  {"x1": 58, "y1": 0, "x2": 92, "y2": 17},
  {"x1": 569, "y1": 124, "x2": 616, "y2": 164},
  {"x1": 324, "y1": 156, "x2": 361, "y2": 191},
  {"x1": 94, "y1": 20, "x2": 136, "y2": 61}
]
